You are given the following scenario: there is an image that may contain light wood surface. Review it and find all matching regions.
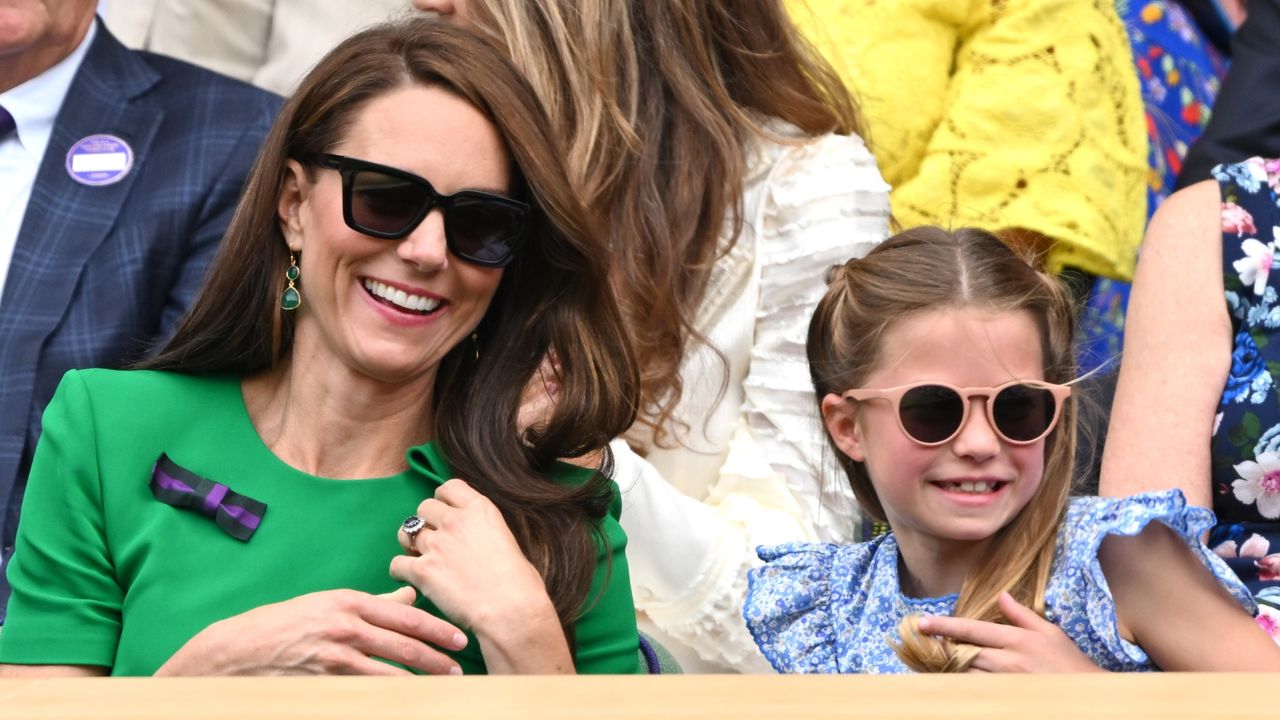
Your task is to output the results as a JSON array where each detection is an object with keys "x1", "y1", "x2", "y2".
[{"x1": 0, "y1": 674, "x2": 1267, "y2": 719}]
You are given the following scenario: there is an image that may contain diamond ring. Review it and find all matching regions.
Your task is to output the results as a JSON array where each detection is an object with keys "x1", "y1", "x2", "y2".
[{"x1": 401, "y1": 515, "x2": 426, "y2": 555}]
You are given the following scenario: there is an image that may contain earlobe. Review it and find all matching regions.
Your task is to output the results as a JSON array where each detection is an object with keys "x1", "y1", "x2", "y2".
[
  {"x1": 821, "y1": 393, "x2": 866, "y2": 462},
  {"x1": 277, "y1": 159, "x2": 309, "y2": 252}
]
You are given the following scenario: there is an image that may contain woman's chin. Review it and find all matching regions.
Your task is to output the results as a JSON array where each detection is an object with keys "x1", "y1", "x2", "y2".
[{"x1": 333, "y1": 347, "x2": 445, "y2": 388}]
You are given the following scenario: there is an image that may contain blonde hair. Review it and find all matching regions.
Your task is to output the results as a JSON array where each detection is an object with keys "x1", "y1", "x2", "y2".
[
  {"x1": 807, "y1": 227, "x2": 1078, "y2": 672},
  {"x1": 462, "y1": 0, "x2": 864, "y2": 446}
]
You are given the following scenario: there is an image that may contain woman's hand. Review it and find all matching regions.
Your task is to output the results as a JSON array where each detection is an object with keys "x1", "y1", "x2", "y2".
[
  {"x1": 916, "y1": 592, "x2": 1104, "y2": 673},
  {"x1": 390, "y1": 479, "x2": 573, "y2": 673},
  {"x1": 154, "y1": 586, "x2": 467, "y2": 676}
]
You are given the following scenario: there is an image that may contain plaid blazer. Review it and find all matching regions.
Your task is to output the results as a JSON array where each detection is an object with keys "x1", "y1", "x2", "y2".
[{"x1": 0, "y1": 21, "x2": 280, "y2": 614}]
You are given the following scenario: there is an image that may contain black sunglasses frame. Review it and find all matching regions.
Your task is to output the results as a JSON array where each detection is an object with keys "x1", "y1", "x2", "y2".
[{"x1": 312, "y1": 153, "x2": 530, "y2": 268}]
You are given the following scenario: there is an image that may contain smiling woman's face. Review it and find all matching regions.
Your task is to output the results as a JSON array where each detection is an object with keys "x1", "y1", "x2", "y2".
[{"x1": 277, "y1": 83, "x2": 512, "y2": 386}]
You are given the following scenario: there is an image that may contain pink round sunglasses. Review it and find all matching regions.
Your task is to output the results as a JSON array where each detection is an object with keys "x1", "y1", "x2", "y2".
[{"x1": 841, "y1": 380, "x2": 1073, "y2": 446}]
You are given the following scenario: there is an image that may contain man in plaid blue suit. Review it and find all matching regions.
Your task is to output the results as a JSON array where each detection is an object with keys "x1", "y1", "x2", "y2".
[{"x1": 0, "y1": 3, "x2": 281, "y2": 616}]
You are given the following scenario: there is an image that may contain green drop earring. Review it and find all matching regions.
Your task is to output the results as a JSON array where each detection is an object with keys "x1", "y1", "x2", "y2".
[{"x1": 281, "y1": 252, "x2": 301, "y2": 310}]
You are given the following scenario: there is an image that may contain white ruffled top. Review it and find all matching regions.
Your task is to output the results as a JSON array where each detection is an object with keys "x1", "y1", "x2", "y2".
[{"x1": 612, "y1": 121, "x2": 891, "y2": 672}]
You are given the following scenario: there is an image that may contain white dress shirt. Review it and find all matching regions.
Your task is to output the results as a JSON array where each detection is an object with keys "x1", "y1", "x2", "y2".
[{"x1": 0, "y1": 22, "x2": 97, "y2": 308}]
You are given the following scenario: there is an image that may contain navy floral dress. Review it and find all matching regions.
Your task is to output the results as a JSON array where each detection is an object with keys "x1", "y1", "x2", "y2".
[
  {"x1": 744, "y1": 492, "x2": 1252, "y2": 673},
  {"x1": 1211, "y1": 157, "x2": 1280, "y2": 639}
]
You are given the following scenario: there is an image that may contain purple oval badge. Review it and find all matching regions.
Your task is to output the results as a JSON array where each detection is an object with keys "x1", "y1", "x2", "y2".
[{"x1": 65, "y1": 134, "x2": 134, "y2": 186}]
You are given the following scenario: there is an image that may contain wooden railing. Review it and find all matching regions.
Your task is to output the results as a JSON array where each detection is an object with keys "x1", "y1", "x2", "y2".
[{"x1": 0, "y1": 673, "x2": 1269, "y2": 719}]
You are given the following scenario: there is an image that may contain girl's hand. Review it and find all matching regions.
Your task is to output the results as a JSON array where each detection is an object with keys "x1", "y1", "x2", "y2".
[
  {"x1": 155, "y1": 586, "x2": 467, "y2": 676},
  {"x1": 916, "y1": 592, "x2": 1104, "y2": 673},
  {"x1": 390, "y1": 479, "x2": 573, "y2": 673}
]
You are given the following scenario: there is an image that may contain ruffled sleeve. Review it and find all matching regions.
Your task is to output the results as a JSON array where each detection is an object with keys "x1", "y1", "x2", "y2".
[
  {"x1": 1051, "y1": 491, "x2": 1256, "y2": 668},
  {"x1": 745, "y1": 542, "x2": 867, "y2": 673},
  {"x1": 618, "y1": 128, "x2": 888, "y2": 671},
  {"x1": 737, "y1": 129, "x2": 890, "y2": 546}
]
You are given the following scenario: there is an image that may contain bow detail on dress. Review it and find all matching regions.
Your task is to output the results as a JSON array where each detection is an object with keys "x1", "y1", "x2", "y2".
[{"x1": 149, "y1": 454, "x2": 267, "y2": 541}]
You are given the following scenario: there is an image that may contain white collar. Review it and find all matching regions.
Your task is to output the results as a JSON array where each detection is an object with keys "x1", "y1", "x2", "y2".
[{"x1": 0, "y1": 19, "x2": 99, "y2": 163}]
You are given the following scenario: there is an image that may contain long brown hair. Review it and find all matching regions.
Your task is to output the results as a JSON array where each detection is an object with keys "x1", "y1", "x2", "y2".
[
  {"x1": 807, "y1": 227, "x2": 1077, "y2": 672},
  {"x1": 461, "y1": 0, "x2": 864, "y2": 446},
  {"x1": 141, "y1": 19, "x2": 640, "y2": 644}
]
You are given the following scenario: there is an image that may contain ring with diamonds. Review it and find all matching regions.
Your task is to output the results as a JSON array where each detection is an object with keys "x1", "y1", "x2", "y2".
[{"x1": 401, "y1": 515, "x2": 426, "y2": 555}]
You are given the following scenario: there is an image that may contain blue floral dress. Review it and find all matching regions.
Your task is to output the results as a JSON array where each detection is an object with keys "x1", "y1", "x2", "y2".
[
  {"x1": 1078, "y1": 1, "x2": 1226, "y2": 371},
  {"x1": 744, "y1": 491, "x2": 1253, "y2": 673},
  {"x1": 1210, "y1": 156, "x2": 1280, "y2": 639}
]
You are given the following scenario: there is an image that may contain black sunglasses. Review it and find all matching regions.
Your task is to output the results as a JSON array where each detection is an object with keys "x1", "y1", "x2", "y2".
[
  {"x1": 842, "y1": 381, "x2": 1072, "y2": 446},
  {"x1": 312, "y1": 153, "x2": 530, "y2": 268}
]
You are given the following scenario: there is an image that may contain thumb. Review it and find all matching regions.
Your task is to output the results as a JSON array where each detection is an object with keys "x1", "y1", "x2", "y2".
[
  {"x1": 996, "y1": 591, "x2": 1049, "y2": 630},
  {"x1": 378, "y1": 585, "x2": 419, "y2": 606}
]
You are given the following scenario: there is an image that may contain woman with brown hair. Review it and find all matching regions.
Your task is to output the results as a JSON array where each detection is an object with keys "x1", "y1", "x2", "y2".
[
  {"x1": 416, "y1": 0, "x2": 891, "y2": 672},
  {"x1": 0, "y1": 18, "x2": 642, "y2": 676}
]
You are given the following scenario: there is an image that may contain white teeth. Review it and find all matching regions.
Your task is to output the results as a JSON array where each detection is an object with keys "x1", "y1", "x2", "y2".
[
  {"x1": 363, "y1": 279, "x2": 441, "y2": 313},
  {"x1": 943, "y1": 481, "x2": 998, "y2": 494}
]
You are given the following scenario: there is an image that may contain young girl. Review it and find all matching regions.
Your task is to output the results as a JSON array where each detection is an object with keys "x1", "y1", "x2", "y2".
[{"x1": 744, "y1": 227, "x2": 1280, "y2": 673}]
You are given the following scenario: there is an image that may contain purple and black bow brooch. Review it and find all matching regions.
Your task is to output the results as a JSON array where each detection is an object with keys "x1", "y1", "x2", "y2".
[{"x1": 149, "y1": 454, "x2": 267, "y2": 541}]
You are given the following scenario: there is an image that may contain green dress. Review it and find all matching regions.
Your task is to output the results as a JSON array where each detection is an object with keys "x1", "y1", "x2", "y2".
[{"x1": 0, "y1": 369, "x2": 642, "y2": 675}]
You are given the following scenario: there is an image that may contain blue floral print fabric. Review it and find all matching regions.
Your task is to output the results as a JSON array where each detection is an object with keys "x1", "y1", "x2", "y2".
[
  {"x1": 1211, "y1": 157, "x2": 1280, "y2": 639},
  {"x1": 744, "y1": 491, "x2": 1253, "y2": 673}
]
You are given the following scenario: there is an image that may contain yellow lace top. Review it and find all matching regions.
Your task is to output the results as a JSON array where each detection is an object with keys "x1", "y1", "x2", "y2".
[{"x1": 792, "y1": 0, "x2": 1148, "y2": 280}]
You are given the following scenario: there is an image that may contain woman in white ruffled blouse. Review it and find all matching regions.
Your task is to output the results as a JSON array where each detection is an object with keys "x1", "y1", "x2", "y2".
[{"x1": 414, "y1": 0, "x2": 891, "y2": 671}]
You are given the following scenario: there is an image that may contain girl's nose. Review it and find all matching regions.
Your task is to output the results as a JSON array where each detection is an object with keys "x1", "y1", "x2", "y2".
[{"x1": 949, "y1": 398, "x2": 1001, "y2": 460}]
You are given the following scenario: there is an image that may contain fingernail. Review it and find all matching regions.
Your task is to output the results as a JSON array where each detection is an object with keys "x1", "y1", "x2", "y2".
[
  {"x1": 547, "y1": 382, "x2": 559, "y2": 396},
  {"x1": 452, "y1": 632, "x2": 468, "y2": 648},
  {"x1": 449, "y1": 665, "x2": 463, "y2": 676}
]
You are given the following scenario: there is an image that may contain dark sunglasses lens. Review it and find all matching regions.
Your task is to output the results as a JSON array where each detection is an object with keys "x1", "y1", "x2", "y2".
[
  {"x1": 446, "y1": 195, "x2": 525, "y2": 265},
  {"x1": 898, "y1": 385, "x2": 965, "y2": 444},
  {"x1": 349, "y1": 170, "x2": 430, "y2": 236},
  {"x1": 993, "y1": 384, "x2": 1056, "y2": 442}
]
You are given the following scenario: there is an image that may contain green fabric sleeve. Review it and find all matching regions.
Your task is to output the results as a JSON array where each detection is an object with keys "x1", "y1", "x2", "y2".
[
  {"x1": 0, "y1": 371, "x2": 122, "y2": 667},
  {"x1": 571, "y1": 519, "x2": 644, "y2": 673},
  {"x1": 539, "y1": 461, "x2": 643, "y2": 674}
]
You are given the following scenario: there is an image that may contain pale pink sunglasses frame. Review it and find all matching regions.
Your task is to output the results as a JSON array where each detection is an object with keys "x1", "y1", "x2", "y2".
[{"x1": 841, "y1": 380, "x2": 1073, "y2": 447}]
